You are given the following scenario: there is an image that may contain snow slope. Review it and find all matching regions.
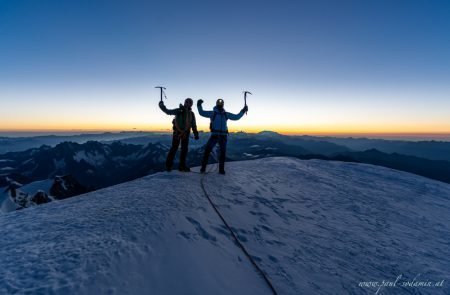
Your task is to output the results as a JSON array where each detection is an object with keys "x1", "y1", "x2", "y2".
[
  {"x1": 0, "y1": 157, "x2": 449, "y2": 294},
  {"x1": 20, "y1": 179, "x2": 54, "y2": 195},
  {"x1": 0, "y1": 187, "x2": 18, "y2": 212}
]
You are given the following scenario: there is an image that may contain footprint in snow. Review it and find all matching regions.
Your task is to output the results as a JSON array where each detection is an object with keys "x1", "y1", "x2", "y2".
[
  {"x1": 177, "y1": 231, "x2": 193, "y2": 241},
  {"x1": 268, "y1": 255, "x2": 278, "y2": 263},
  {"x1": 212, "y1": 225, "x2": 229, "y2": 237},
  {"x1": 185, "y1": 216, "x2": 217, "y2": 242}
]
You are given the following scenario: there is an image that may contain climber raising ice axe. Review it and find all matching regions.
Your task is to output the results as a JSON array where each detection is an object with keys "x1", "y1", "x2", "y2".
[
  {"x1": 197, "y1": 93, "x2": 249, "y2": 175},
  {"x1": 157, "y1": 87, "x2": 199, "y2": 172}
]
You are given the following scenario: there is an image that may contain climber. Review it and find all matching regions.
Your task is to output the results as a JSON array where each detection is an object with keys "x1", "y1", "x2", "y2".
[
  {"x1": 197, "y1": 98, "x2": 248, "y2": 174},
  {"x1": 159, "y1": 98, "x2": 199, "y2": 172}
]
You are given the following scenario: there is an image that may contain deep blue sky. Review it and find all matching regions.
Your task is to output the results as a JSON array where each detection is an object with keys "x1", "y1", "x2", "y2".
[{"x1": 1, "y1": 0, "x2": 449, "y2": 134}]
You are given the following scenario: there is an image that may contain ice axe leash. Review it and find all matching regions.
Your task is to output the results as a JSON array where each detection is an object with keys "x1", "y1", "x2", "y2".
[
  {"x1": 155, "y1": 86, "x2": 167, "y2": 102},
  {"x1": 243, "y1": 91, "x2": 252, "y2": 115}
]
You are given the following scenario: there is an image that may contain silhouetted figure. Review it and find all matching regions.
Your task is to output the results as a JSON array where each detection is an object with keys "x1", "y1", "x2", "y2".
[
  {"x1": 198, "y1": 98, "x2": 248, "y2": 174},
  {"x1": 159, "y1": 98, "x2": 199, "y2": 172}
]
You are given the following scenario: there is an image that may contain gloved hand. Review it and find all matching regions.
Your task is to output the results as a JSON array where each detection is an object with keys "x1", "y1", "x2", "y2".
[
  {"x1": 159, "y1": 101, "x2": 164, "y2": 107},
  {"x1": 242, "y1": 105, "x2": 248, "y2": 113},
  {"x1": 197, "y1": 99, "x2": 204, "y2": 106},
  {"x1": 194, "y1": 134, "x2": 199, "y2": 140}
]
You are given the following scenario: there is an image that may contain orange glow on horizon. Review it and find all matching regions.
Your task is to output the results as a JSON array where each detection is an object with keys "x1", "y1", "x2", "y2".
[{"x1": 1, "y1": 124, "x2": 450, "y2": 138}]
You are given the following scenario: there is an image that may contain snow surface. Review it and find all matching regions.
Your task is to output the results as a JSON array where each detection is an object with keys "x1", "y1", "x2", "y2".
[
  {"x1": 20, "y1": 179, "x2": 54, "y2": 195},
  {"x1": 0, "y1": 187, "x2": 18, "y2": 212},
  {"x1": 0, "y1": 157, "x2": 449, "y2": 294},
  {"x1": 0, "y1": 179, "x2": 54, "y2": 214}
]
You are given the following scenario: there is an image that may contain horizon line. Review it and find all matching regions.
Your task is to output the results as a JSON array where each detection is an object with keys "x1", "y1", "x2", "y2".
[{"x1": 1, "y1": 129, "x2": 450, "y2": 137}]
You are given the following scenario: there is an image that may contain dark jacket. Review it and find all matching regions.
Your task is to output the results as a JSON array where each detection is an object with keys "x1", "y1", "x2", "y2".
[{"x1": 159, "y1": 103, "x2": 199, "y2": 136}]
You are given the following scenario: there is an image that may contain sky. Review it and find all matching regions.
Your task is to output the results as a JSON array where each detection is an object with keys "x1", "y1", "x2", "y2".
[{"x1": 0, "y1": 0, "x2": 450, "y2": 136}]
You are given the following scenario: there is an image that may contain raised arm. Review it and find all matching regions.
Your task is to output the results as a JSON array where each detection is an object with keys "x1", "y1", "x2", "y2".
[
  {"x1": 159, "y1": 101, "x2": 181, "y2": 116},
  {"x1": 226, "y1": 106, "x2": 248, "y2": 121},
  {"x1": 197, "y1": 100, "x2": 214, "y2": 118}
]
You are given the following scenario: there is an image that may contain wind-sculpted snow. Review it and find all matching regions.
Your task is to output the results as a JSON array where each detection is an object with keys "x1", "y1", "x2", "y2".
[
  {"x1": 0, "y1": 157, "x2": 449, "y2": 294},
  {"x1": 203, "y1": 158, "x2": 450, "y2": 294}
]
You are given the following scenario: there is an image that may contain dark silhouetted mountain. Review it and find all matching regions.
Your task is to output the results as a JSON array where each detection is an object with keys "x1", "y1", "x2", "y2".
[
  {"x1": 256, "y1": 132, "x2": 450, "y2": 160},
  {"x1": 50, "y1": 175, "x2": 89, "y2": 200},
  {"x1": 302, "y1": 136, "x2": 450, "y2": 161},
  {"x1": 0, "y1": 132, "x2": 155, "y2": 154},
  {"x1": 30, "y1": 191, "x2": 52, "y2": 205},
  {"x1": 299, "y1": 149, "x2": 450, "y2": 184},
  {"x1": 2, "y1": 131, "x2": 450, "y2": 162},
  {"x1": 257, "y1": 130, "x2": 283, "y2": 138},
  {"x1": 2, "y1": 133, "x2": 450, "y2": 213},
  {"x1": 0, "y1": 141, "x2": 168, "y2": 191}
]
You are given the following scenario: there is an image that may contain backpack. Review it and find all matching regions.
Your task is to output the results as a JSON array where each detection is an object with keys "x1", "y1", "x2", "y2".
[
  {"x1": 173, "y1": 109, "x2": 192, "y2": 135},
  {"x1": 210, "y1": 111, "x2": 228, "y2": 132}
]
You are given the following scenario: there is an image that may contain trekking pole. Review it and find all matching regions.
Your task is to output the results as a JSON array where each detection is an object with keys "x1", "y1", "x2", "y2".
[
  {"x1": 243, "y1": 91, "x2": 252, "y2": 115},
  {"x1": 155, "y1": 86, "x2": 167, "y2": 102}
]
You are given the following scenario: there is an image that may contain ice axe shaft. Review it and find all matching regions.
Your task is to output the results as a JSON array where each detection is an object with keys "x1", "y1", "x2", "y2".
[
  {"x1": 155, "y1": 86, "x2": 166, "y2": 102},
  {"x1": 243, "y1": 91, "x2": 252, "y2": 115}
]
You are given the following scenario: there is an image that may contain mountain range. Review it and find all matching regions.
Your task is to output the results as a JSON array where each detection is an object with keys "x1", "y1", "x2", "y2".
[
  {"x1": 2, "y1": 131, "x2": 450, "y2": 160},
  {"x1": 1, "y1": 131, "x2": 450, "y2": 212}
]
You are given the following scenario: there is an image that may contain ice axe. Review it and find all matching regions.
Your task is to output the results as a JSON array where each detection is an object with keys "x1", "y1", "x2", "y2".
[
  {"x1": 155, "y1": 86, "x2": 167, "y2": 102},
  {"x1": 243, "y1": 91, "x2": 252, "y2": 115}
]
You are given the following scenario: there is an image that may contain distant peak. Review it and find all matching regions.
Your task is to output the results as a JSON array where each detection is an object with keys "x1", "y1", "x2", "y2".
[{"x1": 258, "y1": 131, "x2": 282, "y2": 136}]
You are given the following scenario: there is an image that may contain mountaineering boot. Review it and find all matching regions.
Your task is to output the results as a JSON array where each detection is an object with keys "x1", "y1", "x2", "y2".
[{"x1": 219, "y1": 162, "x2": 225, "y2": 175}]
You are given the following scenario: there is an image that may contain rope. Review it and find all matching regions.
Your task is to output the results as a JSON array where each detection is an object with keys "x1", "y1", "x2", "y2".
[{"x1": 197, "y1": 148, "x2": 278, "y2": 295}]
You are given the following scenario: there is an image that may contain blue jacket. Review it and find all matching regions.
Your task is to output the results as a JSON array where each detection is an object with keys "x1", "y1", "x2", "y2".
[{"x1": 198, "y1": 105, "x2": 245, "y2": 134}]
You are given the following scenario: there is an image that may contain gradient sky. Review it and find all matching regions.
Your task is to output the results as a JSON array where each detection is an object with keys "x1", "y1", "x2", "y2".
[{"x1": 1, "y1": 0, "x2": 450, "y2": 135}]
